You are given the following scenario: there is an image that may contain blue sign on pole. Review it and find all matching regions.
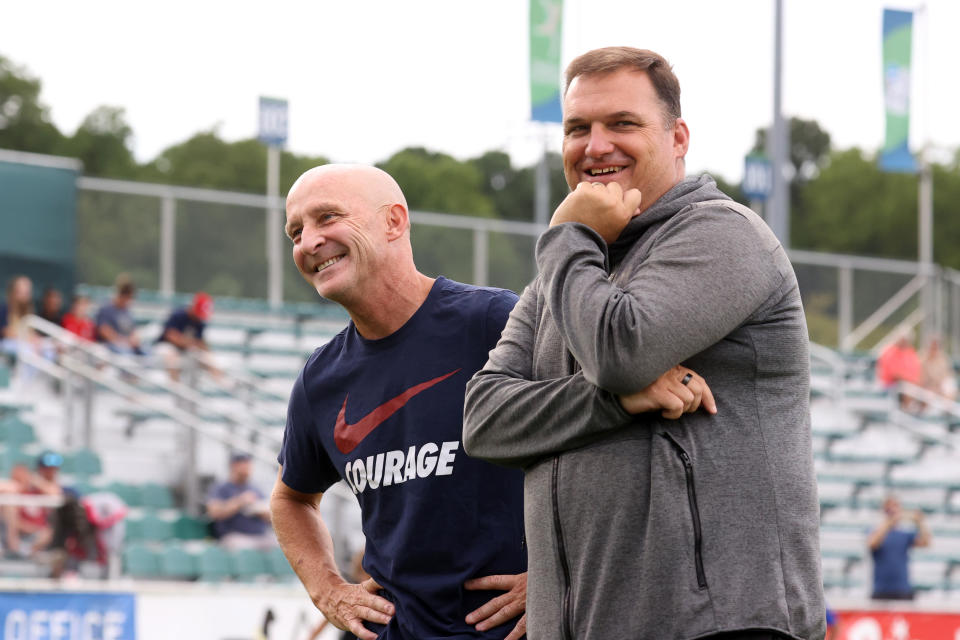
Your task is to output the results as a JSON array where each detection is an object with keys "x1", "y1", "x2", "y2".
[
  {"x1": 742, "y1": 154, "x2": 773, "y2": 201},
  {"x1": 258, "y1": 97, "x2": 288, "y2": 148},
  {"x1": 0, "y1": 592, "x2": 137, "y2": 639}
]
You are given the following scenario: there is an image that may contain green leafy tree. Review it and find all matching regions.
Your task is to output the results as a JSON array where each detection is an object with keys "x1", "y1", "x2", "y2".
[
  {"x1": 63, "y1": 106, "x2": 138, "y2": 178},
  {"x1": 0, "y1": 55, "x2": 65, "y2": 154},
  {"x1": 795, "y1": 148, "x2": 917, "y2": 258}
]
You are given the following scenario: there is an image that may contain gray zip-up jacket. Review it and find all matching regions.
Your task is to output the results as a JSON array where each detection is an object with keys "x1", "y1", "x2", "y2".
[{"x1": 463, "y1": 176, "x2": 825, "y2": 640}]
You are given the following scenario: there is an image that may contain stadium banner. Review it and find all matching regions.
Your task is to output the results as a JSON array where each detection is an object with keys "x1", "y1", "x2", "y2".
[
  {"x1": 835, "y1": 609, "x2": 960, "y2": 639},
  {"x1": 879, "y1": 8, "x2": 916, "y2": 173},
  {"x1": 529, "y1": 0, "x2": 563, "y2": 123},
  {"x1": 0, "y1": 591, "x2": 136, "y2": 640}
]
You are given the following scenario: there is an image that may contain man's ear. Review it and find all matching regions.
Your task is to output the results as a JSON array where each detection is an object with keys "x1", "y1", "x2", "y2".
[
  {"x1": 673, "y1": 117, "x2": 690, "y2": 158},
  {"x1": 384, "y1": 203, "x2": 409, "y2": 241}
]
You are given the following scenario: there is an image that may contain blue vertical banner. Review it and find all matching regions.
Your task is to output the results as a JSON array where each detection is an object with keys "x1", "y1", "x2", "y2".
[
  {"x1": 879, "y1": 8, "x2": 916, "y2": 172},
  {"x1": 0, "y1": 592, "x2": 136, "y2": 639},
  {"x1": 529, "y1": 0, "x2": 564, "y2": 123}
]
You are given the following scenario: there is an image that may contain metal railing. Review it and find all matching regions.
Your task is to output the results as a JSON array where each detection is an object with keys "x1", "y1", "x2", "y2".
[{"x1": 18, "y1": 315, "x2": 355, "y2": 514}]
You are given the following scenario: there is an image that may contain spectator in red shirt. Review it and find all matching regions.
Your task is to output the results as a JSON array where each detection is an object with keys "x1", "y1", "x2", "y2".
[
  {"x1": 61, "y1": 295, "x2": 96, "y2": 342},
  {"x1": 876, "y1": 329, "x2": 923, "y2": 411}
]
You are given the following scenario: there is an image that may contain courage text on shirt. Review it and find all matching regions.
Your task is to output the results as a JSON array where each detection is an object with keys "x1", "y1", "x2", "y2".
[{"x1": 343, "y1": 441, "x2": 459, "y2": 494}]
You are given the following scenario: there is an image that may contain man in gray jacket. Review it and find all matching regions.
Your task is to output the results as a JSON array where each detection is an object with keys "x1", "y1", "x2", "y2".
[{"x1": 463, "y1": 47, "x2": 824, "y2": 640}]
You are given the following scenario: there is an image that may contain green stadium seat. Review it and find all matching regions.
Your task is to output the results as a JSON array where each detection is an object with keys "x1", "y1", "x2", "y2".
[
  {"x1": 231, "y1": 548, "x2": 268, "y2": 582},
  {"x1": 68, "y1": 449, "x2": 103, "y2": 477},
  {"x1": 173, "y1": 514, "x2": 210, "y2": 541},
  {"x1": 0, "y1": 445, "x2": 34, "y2": 475},
  {"x1": 106, "y1": 481, "x2": 142, "y2": 507},
  {"x1": 198, "y1": 545, "x2": 232, "y2": 583},
  {"x1": 159, "y1": 544, "x2": 198, "y2": 580},
  {"x1": 123, "y1": 518, "x2": 144, "y2": 543},
  {"x1": 264, "y1": 546, "x2": 296, "y2": 581},
  {"x1": 139, "y1": 513, "x2": 174, "y2": 542},
  {"x1": 69, "y1": 480, "x2": 96, "y2": 497},
  {"x1": 0, "y1": 416, "x2": 36, "y2": 445},
  {"x1": 140, "y1": 483, "x2": 174, "y2": 510},
  {"x1": 123, "y1": 544, "x2": 160, "y2": 578}
]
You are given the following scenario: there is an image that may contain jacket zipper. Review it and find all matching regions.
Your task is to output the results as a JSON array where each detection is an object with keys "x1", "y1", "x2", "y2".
[
  {"x1": 551, "y1": 455, "x2": 574, "y2": 640},
  {"x1": 661, "y1": 434, "x2": 708, "y2": 590}
]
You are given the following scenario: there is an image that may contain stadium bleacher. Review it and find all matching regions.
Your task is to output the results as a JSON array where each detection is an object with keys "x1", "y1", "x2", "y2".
[{"x1": 2, "y1": 292, "x2": 959, "y2": 606}]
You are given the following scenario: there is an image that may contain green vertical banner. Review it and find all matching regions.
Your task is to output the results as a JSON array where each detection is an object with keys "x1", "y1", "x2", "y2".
[
  {"x1": 530, "y1": 0, "x2": 563, "y2": 123},
  {"x1": 879, "y1": 8, "x2": 916, "y2": 172}
]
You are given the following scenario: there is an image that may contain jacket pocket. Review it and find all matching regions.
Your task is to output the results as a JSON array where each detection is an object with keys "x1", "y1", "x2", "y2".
[{"x1": 660, "y1": 432, "x2": 708, "y2": 590}]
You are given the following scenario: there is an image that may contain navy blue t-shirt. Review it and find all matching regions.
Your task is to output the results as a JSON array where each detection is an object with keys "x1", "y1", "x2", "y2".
[
  {"x1": 207, "y1": 481, "x2": 269, "y2": 537},
  {"x1": 94, "y1": 303, "x2": 136, "y2": 341},
  {"x1": 871, "y1": 528, "x2": 917, "y2": 596},
  {"x1": 156, "y1": 307, "x2": 206, "y2": 348},
  {"x1": 279, "y1": 277, "x2": 526, "y2": 640}
]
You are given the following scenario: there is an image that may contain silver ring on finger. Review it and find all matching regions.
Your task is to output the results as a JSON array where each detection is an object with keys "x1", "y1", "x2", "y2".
[{"x1": 681, "y1": 373, "x2": 693, "y2": 386}]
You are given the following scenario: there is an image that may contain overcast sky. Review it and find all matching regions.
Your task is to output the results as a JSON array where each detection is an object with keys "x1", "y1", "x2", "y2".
[{"x1": 2, "y1": 0, "x2": 956, "y2": 183}]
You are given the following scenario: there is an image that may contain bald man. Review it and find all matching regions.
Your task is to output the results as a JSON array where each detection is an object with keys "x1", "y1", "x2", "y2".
[
  {"x1": 270, "y1": 164, "x2": 712, "y2": 640},
  {"x1": 270, "y1": 164, "x2": 528, "y2": 640}
]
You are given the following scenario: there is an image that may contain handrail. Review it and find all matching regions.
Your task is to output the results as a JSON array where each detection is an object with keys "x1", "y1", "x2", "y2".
[
  {"x1": 23, "y1": 315, "x2": 283, "y2": 450},
  {"x1": 18, "y1": 316, "x2": 355, "y2": 504}
]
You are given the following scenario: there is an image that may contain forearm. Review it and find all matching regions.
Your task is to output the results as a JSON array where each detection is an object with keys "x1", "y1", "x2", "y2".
[
  {"x1": 163, "y1": 329, "x2": 190, "y2": 350},
  {"x1": 463, "y1": 368, "x2": 633, "y2": 468},
  {"x1": 537, "y1": 213, "x2": 782, "y2": 394},
  {"x1": 867, "y1": 521, "x2": 894, "y2": 550},
  {"x1": 270, "y1": 492, "x2": 345, "y2": 605}
]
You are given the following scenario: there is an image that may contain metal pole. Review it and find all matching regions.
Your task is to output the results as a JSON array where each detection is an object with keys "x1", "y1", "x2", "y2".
[
  {"x1": 473, "y1": 228, "x2": 489, "y2": 287},
  {"x1": 160, "y1": 195, "x2": 176, "y2": 297},
  {"x1": 918, "y1": 158, "x2": 934, "y2": 341},
  {"x1": 82, "y1": 376, "x2": 94, "y2": 450},
  {"x1": 838, "y1": 265, "x2": 854, "y2": 352},
  {"x1": 767, "y1": 0, "x2": 790, "y2": 247},
  {"x1": 183, "y1": 355, "x2": 200, "y2": 517},
  {"x1": 534, "y1": 128, "x2": 550, "y2": 227},
  {"x1": 266, "y1": 146, "x2": 283, "y2": 307}
]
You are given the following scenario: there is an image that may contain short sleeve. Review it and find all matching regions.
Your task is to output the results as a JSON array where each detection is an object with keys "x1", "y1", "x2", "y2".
[
  {"x1": 485, "y1": 289, "x2": 520, "y2": 351},
  {"x1": 278, "y1": 371, "x2": 342, "y2": 494}
]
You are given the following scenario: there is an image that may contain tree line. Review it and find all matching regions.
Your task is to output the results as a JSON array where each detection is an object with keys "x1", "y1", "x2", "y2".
[{"x1": 3, "y1": 53, "x2": 960, "y2": 295}]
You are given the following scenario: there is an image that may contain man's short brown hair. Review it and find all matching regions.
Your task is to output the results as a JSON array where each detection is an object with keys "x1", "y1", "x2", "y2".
[{"x1": 563, "y1": 46, "x2": 681, "y2": 125}]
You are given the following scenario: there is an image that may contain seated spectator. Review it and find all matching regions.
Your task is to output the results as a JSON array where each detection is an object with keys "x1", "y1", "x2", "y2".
[
  {"x1": 94, "y1": 274, "x2": 144, "y2": 356},
  {"x1": 867, "y1": 495, "x2": 931, "y2": 600},
  {"x1": 1, "y1": 275, "x2": 55, "y2": 372},
  {"x1": 1, "y1": 452, "x2": 64, "y2": 558},
  {"x1": 1, "y1": 275, "x2": 33, "y2": 357},
  {"x1": 50, "y1": 490, "x2": 127, "y2": 578},
  {"x1": 61, "y1": 295, "x2": 96, "y2": 342},
  {"x1": 876, "y1": 329, "x2": 922, "y2": 411},
  {"x1": 38, "y1": 287, "x2": 64, "y2": 326},
  {"x1": 920, "y1": 335, "x2": 957, "y2": 402},
  {"x1": 153, "y1": 292, "x2": 220, "y2": 381},
  {"x1": 205, "y1": 453, "x2": 274, "y2": 550}
]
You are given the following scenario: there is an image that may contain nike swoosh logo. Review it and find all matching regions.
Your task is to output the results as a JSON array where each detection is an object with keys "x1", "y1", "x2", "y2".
[{"x1": 333, "y1": 368, "x2": 461, "y2": 454}]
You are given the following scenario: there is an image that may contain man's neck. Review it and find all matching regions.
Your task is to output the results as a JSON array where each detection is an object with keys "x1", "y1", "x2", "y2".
[{"x1": 347, "y1": 271, "x2": 436, "y2": 340}]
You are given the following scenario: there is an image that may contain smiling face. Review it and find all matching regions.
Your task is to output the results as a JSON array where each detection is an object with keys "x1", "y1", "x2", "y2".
[
  {"x1": 285, "y1": 165, "x2": 408, "y2": 305},
  {"x1": 562, "y1": 69, "x2": 689, "y2": 213}
]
